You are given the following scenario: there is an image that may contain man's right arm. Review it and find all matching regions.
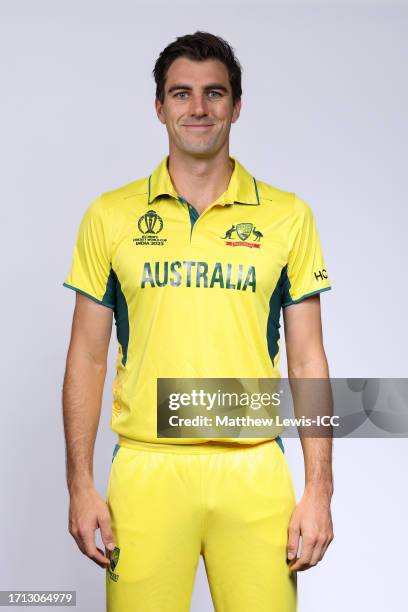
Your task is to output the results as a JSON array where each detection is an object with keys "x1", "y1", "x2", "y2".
[{"x1": 62, "y1": 292, "x2": 115, "y2": 568}]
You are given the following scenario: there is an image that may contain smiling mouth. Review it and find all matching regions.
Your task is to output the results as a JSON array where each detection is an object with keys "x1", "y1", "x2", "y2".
[{"x1": 182, "y1": 124, "x2": 214, "y2": 128}]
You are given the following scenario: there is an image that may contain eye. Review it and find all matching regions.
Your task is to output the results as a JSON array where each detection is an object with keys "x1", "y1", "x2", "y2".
[
  {"x1": 174, "y1": 91, "x2": 189, "y2": 99},
  {"x1": 208, "y1": 91, "x2": 222, "y2": 98}
]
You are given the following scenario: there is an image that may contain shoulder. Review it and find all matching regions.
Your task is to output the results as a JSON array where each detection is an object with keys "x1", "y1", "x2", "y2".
[
  {"x1": 255, "y1": 177, "x2": 298, "y2": 219},
  {"x1": 256, "y1": 178, "x2": 294, "y2": 206},
  {"x1": 99, "y1": 175, "x2": 149, "y2": 209},
  {"x1": 256, "y1": 177, "x2": 315, "y2": 221}
]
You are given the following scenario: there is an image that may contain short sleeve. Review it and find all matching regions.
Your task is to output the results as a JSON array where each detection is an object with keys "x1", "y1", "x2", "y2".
[
  {"x1": 282, "y1": 194, "x2": 332, "y2": 306},
  {"x1": 62, "y1": 195, "x2": 115, "y2": 308}
]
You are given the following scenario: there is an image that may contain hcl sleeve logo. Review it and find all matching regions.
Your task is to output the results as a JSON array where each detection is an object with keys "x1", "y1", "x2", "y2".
[{"x1": 314, "y1": 269, "x2": 328, "y2": 281}]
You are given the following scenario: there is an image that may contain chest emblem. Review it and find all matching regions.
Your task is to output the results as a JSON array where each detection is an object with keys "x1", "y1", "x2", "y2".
[
  {"x1": 221, "y1": 223, "x2": 263, "y2": 248},
  {"x1": 138, "y1": 210, "x2": 164, "y2": 234},
  {"x1": 133, "y1": 210, "x2": 167, "y2": 246}
]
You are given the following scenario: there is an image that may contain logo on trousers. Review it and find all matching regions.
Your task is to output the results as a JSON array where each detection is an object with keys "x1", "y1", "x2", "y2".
[{"x1": 107, "y1": 546, "x2": 121, "y2": 582}]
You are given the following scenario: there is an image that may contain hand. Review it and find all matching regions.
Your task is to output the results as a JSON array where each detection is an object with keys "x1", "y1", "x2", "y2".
[
  {"x1": 287, "y1": 486, "x2": 334, "y2": 572},
  {"x1": 68, "y1": 484, "x2": 115, "y2": 568}
]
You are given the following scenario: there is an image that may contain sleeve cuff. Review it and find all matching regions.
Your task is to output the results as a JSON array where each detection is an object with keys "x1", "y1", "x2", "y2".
[
  {"x1": 62, "y1": 282, "x2": 115, "y2": 309},
  {"x1": 282, "y1": 285, "x2": 332, "y2": 308}
]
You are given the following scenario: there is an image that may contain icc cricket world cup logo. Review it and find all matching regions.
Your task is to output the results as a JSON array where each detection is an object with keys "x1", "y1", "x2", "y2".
[{"x1": 138, "y1": 210, "x2": 164, "y2": 234}]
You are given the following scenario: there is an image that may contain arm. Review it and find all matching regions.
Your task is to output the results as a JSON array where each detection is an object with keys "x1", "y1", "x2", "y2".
[
  {"x1": 62, "y1": 292, "x2": 115, "y2": 568},
  {"x1": 282, "y1": 294, "x2": 334, "y2": 571}
]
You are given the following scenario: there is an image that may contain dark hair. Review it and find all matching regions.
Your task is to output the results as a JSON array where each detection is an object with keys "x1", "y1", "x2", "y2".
[{"x1": 153, "y1": 31, "x2": 242, "y2": 105}]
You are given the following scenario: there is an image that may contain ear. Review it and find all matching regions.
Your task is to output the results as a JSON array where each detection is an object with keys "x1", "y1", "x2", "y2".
[
  {"x1": 155, "y1": 97, "x2": 166, "y2": 125},
  {"x1": 231, "y1": 98, "x2": 242, "y2": 124}
]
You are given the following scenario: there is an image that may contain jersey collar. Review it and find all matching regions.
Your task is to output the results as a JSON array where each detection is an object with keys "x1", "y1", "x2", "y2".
[{"x1": 148, "y1": 155, "x2": 260, "y2": 206}]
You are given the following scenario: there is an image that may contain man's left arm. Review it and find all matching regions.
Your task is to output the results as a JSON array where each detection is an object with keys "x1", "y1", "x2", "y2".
[{"x1": 283, "y1": 294, "x2": 334, "y2": 572}]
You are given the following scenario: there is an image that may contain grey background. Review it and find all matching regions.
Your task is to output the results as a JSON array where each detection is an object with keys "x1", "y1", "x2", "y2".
[{"x1": 1, "y1": 0, "x2": 407, "y2": 610}]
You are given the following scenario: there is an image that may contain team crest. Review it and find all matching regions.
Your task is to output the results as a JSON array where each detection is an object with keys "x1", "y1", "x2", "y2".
[
  {"x1": 236, "y1": 223, "x2": 253, "y2": 241},
  {"x1": 221, "y1": 223, "x2": 263, "y2": 249},
  {"x1": 107, "y1": 546, "x2": 121, "y2": 582},
  {"x1": 133, "y1": 210, "x2": 167, "y2": 246}
]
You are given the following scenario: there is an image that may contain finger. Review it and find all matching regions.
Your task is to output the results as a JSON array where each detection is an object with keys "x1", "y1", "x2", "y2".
[
  {"x1": 81, "y1": 530, "x2": 110, "y2": 568},
  {"x1": 314, "y1": 533, "x2": 333, "y2": 563},
  {"x1": 99, "y1": 511, "x2": 115, "y2": 552},
  {"x1": 290, "y1": 528, "x2": 334, "y2": 571},
  {"x1": 289, "y1": 537, "x2": 316, "y2": 572},
  {"x1": 287, "y1": 522, "x2": 300, "y2": 562},
  {"x1": 96, "y1": 546, "x2": 112, "y2": 567},
  {"x1": 309, "y1": 539, "x2": 327, "y2": 567}
]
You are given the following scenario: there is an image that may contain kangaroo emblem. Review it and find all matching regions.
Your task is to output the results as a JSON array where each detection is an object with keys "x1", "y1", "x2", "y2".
[
  {"x1": 221, "y1": 225, "x2": 236, "y2": 239},
  {"x1": 252, "y1": 227, "x2": 263, "y2": 241}
]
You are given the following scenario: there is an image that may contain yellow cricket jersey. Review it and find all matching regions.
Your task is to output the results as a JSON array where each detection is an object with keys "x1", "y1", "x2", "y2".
[{"x1": 63, "y1": 156, "x2": 331, "y2": 446}]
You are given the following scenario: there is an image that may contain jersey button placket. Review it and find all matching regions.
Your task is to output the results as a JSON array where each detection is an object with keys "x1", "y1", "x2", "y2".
[{"x1": 177, "y1": 196, "x2": 201, "y2": 244}]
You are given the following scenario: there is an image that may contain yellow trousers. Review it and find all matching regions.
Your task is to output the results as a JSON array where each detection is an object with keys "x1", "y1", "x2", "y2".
[{"x1": 106, "y1": 438, "x2": 297, "y2": 611}]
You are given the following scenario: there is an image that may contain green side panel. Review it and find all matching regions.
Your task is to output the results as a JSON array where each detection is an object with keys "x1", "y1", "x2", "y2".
[
  {"x1": 103, "y1": 269, "x2": 117, "y2": 307},
  {"x1": 112, "y1": 443, "x2": 121, "y2": 462},
  {"x1": 104, "y1": 269, "x2": 130, "y2": 367},
  {"x1": 266, "y1": 265, "x2": 289, "y2": 368},
  {"x1": 275, "y1": 435, "x2": 285, "y2": 454},
  {"x1": 280, "y1": 265, "x2": 292, "y2": 306}
]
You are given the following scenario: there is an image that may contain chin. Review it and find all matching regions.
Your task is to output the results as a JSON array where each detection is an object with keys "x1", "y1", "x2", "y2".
[{"x1": 180, "y1": 141, "x2": 219, "y2": 157}]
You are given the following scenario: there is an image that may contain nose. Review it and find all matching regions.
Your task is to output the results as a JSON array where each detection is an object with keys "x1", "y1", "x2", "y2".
[{"x1": 189, "y1": 93, "x2": 208, "y2": 118}]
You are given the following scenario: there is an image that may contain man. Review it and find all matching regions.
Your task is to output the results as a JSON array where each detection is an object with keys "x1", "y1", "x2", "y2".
[{"x1": 62, "y1": 31, "x2": 334, "y2": 612}]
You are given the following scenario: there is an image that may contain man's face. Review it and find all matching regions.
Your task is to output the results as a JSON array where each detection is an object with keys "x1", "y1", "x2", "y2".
[{"x1": 155, "y1": 57, "x2": 241, "y2": 157}]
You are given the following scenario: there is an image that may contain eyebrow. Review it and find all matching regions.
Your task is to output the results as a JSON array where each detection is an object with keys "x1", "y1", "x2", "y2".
[{"x1": 167, "y1": 83, "x2": 229, "y2": 94}]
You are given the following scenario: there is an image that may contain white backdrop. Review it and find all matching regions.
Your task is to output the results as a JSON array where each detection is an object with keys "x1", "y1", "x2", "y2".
[{"x1": 1, "y1": 1, "x2": 407, "y2": 610}]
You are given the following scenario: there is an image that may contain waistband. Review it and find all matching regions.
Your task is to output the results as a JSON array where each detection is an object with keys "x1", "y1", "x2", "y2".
[{"x1": 117, "y1": 435, "x2": 280, "y2": 455}]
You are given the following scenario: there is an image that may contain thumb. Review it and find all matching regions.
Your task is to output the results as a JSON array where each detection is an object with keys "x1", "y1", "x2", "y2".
[{"x1": 99, "y1": 511, "x2": 115, "y2": 552}]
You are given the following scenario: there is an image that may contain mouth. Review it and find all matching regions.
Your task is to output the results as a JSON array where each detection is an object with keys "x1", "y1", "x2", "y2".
[{"x1": 181, "y1": 124, "x2": 215, "y2": 129}]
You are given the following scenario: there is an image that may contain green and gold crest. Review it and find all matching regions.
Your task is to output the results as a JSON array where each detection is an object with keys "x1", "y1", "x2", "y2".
[
  {"x1": 236, "y1": 223, "x2": 253, "y2": 241},
  {"x1": 109, "y1": 546, "x2": 120, "y2": 572}
]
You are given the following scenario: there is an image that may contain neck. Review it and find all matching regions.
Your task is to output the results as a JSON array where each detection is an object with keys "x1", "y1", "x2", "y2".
[{"x1": 167, "y1": 145, "x2": 233, "y2": 213}]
